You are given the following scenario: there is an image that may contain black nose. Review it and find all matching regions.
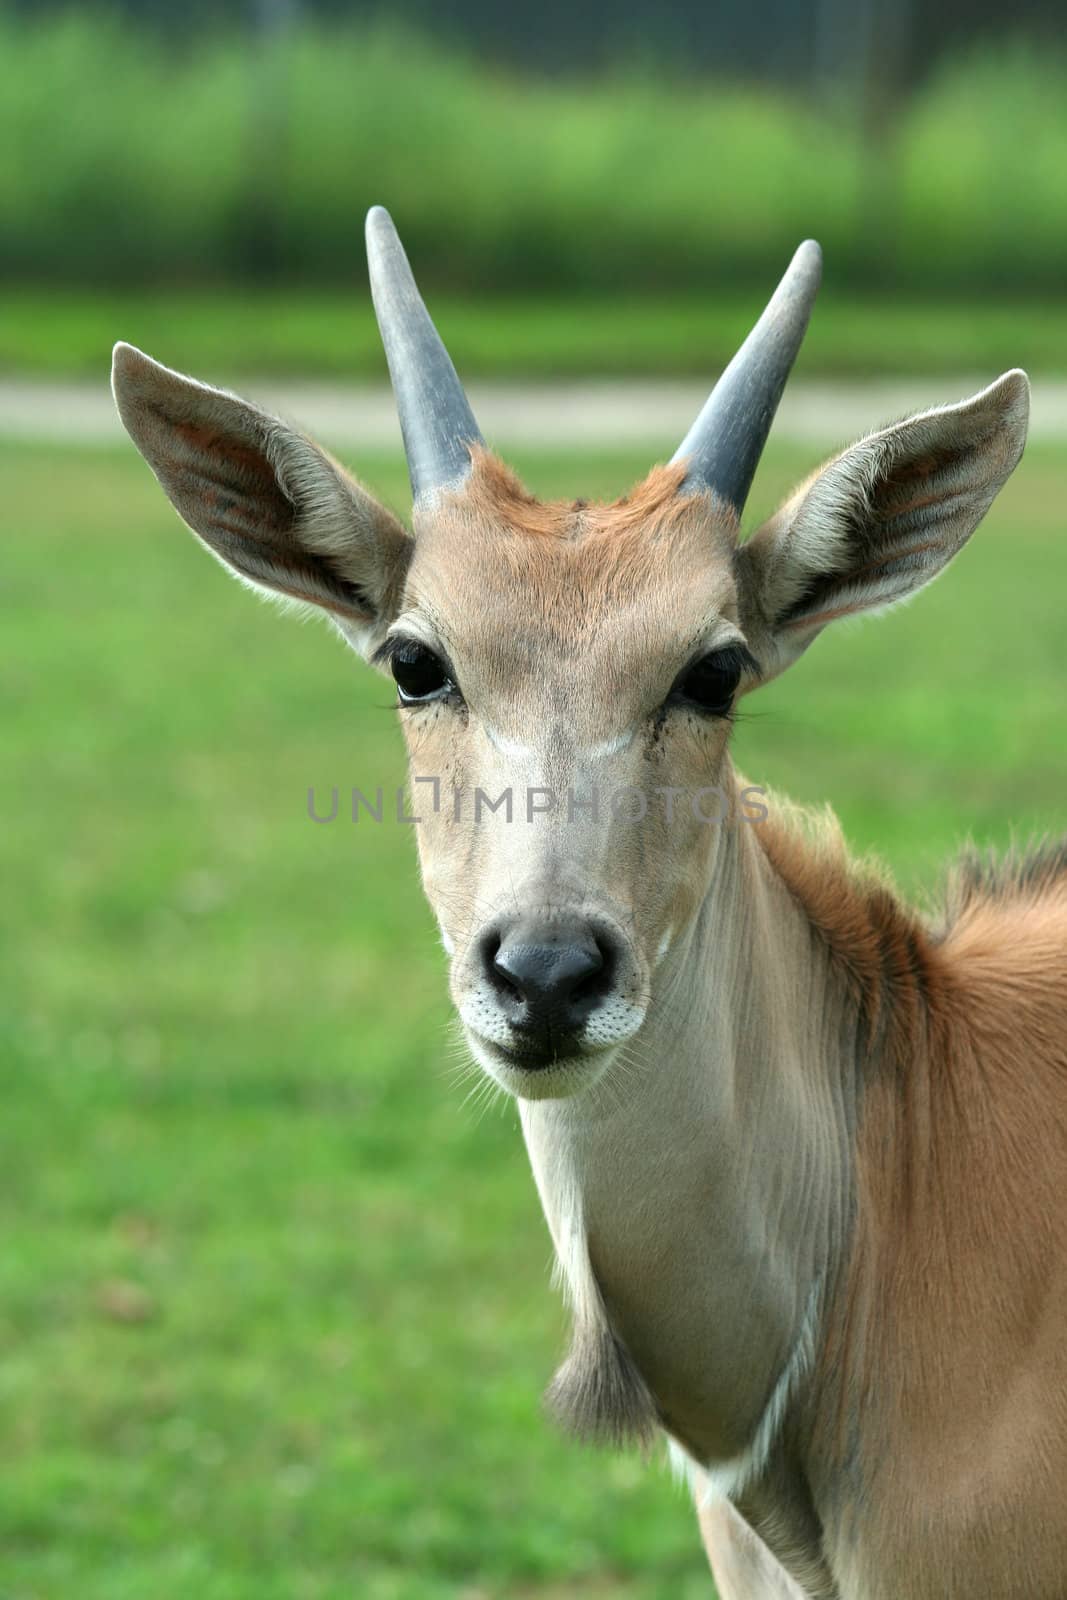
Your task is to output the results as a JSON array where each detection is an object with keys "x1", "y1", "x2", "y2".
[{"x1": 481, "y1": 917, "x2": 615, "y2": 1059}]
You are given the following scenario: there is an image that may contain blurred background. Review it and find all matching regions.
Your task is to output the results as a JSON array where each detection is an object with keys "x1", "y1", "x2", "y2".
[
  {"x1": 4, "y1": 0, "x2": 1067, "y2": 373},
  {"x1": 3, "y1": 4, "x2": 1066, "y2": 1598}
]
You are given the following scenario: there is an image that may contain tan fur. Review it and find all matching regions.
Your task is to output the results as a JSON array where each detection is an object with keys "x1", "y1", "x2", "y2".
[
  {"x1": 813, "y1": 865, "x2": 1067, "y2": 1598},
  {"x1": 756, "y1": 805, "x2": 942, "y2": 1069},
  {"x1": 739, "y1": 803, "x2": 1067, "y2": 1597},
  {"x1": 416, "y1": 449, "x2": 739, "y2": 658}
]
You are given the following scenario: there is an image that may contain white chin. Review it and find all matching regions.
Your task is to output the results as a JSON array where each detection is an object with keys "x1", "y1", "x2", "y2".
[{"x1": 465, "y1": 1034, "x2": 616, "y2": 1101}]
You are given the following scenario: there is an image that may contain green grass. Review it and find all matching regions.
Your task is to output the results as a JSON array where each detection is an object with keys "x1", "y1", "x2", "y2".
[
  {"x1": 4, "y1": 286, "x2": 1066, "y2": 380},
  {"x1": 2, "y1": 437, "x2": 1066, "y2": 1598}
]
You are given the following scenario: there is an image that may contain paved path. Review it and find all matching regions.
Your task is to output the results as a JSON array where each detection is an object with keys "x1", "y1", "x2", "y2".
[{"x1": 4, "y1": 376, "x2": 1067, "y2": 450}]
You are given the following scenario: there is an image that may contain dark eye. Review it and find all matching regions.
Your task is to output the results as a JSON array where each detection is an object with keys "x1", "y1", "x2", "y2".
[
  {"x1": 671, "y1": 648, "x2": 749, "y2": 717},
  {"x1": 390, "y1": 640, "x2": 454, "y2": 704}
]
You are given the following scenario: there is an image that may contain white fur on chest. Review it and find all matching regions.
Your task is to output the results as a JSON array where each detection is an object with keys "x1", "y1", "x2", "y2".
[{"x1": 520, "y1": 1096, "x2": 821, "y2": 1491}]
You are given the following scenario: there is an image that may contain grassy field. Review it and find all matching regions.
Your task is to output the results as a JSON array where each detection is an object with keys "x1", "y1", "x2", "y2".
[
  {"x1": 4, "y1": 287, "x2": 1067, "y2": 381},
  {"x1": 3, "y1": 435, "x2": 1066, "y2": 1600}
]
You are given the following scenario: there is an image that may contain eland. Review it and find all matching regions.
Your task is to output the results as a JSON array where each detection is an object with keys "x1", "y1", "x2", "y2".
[{"x1": 112, "y1": 208, "x2": 1067, "y2": 1599}]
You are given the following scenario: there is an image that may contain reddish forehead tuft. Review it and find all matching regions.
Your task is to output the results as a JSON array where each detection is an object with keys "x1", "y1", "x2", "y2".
[
  {"x1": 448, "y1": 447, "x2": 736, "y2": 547},
  {"x1": 407, "y1": 449, "x2": 740, "y2": 653}
]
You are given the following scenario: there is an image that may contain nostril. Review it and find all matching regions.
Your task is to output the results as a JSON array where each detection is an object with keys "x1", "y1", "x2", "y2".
[
  {"x1": 568, "y1": 937, "x2": 612, "y2": 1008},
  {"x1": 492, "y1": 961, "x2": 525, "y2": 1005},
  {"x1": 481, "y1": 930, "x2": 523, "y2": 1004}
]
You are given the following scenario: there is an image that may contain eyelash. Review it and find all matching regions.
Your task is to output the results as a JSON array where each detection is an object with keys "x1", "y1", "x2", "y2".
[{"x1": 666, "y1": 643, "x2": 760, "y2": 718}]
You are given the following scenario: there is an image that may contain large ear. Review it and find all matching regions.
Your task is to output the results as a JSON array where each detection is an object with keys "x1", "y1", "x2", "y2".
[
  {"x1": 735, "y1": 370, "x2": 1029, "y2": 680},
  {"x1": 111, "y1": 343, "x2": 411, "y2": 659}
]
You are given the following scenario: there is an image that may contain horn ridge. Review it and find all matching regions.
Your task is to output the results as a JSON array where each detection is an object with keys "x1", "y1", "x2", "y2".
[
  {"x1": 365, "y1": 205, "x2": 484, "y2": 503},
  {"x1": 671, "y1": 239, "x2": 822, "y2": 513}
]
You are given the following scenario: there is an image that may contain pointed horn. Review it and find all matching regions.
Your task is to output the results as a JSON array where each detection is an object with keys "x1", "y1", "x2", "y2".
[
  {"x1": 671, "y1": 240, "x2": 822, "y2": 512},
  {"x1": 366, "y1": 206, "x2": 484, "y2": 503}
]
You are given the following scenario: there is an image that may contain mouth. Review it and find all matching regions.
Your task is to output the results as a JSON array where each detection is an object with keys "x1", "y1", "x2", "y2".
[
  {"x1": 480, "y1": 1035, "x2": 583, "y2": 1072},
  {"x1": 467, "y1": 1033, "x2": 616, "y2": 1099}
]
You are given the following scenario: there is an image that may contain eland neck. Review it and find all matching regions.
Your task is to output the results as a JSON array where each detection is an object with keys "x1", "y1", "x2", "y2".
[{"x1": 518, "y1": 765, "x2": 863, "y2": 1491}]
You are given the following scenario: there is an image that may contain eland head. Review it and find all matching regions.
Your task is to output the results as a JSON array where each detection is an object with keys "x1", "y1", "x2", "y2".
[{"x1": 112, "y1": 208, "x2": 1025, "y2": 1105}]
